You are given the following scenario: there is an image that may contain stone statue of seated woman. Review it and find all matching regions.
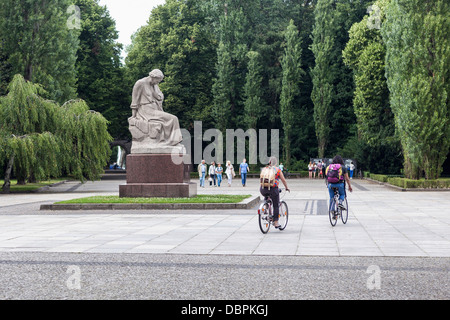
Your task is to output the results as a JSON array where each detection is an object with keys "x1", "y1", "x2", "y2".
[{"x1": 128, "y1": 69, "x2": 185, "y2": 154}]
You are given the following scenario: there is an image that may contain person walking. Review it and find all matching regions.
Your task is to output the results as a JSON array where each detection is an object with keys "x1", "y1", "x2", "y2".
[
  {"x1": 239, "y1": 158, "x2": 249, "y2": 187},
  {"x1": 349, "y1": 161, "x2": 355, "y2": 179},
  {"x1": 198, "y1": 160, "x2": 207, "y2": 188},
  {"x1": 317, "y1": 160, "x2": 323, "y2": 178},
  {"x1": 225, "y1": 161, "x2": 235, "y2": 187},
  {"x1": 209, "y1": 161, "x2": 216, "y2": 186},
  {"x1": 313, "y1": 162, "x2": 317, "y2": 179},
  {"x1": 215, "y1": 163, "x2": 223, "y2": 187},
  {"x1": 308, "y1": 161, "x2": 314, "y2": 179}
]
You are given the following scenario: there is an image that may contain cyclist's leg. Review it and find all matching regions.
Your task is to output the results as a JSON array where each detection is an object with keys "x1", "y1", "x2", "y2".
[
  {"x1": 327, "y1": 183, "x2": 335, "y2": 203},
  {"x1": 260, "y1": 186, "x2": 268, "y2": 198},
  {"x1": 338, "y1": 183, "x2": 346, "y2": 206},
  {"x1": 271, "y1": 187, "x2": 280, "y2": 222}
]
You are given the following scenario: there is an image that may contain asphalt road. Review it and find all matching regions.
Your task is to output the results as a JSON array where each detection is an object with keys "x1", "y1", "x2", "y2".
[{"x1": 0, "y1": 252, "x2": 448, "y2": 300}]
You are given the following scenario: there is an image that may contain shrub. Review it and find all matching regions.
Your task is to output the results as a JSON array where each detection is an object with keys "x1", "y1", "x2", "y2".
[
  {"x1": 387, "y1": 177, "x2": 405, "y2": 188},
  {"x1": 370, "y1": 174, "x2": 388, "y2": 183}
]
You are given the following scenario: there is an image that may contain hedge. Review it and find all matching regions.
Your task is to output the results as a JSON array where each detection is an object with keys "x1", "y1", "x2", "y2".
[
  {"x1": 387, "y1": 177, "x2": 450, "y2": 189},
  {"x1": 364, "y1": 172, "x2": 450, "y2": 189},
  {"x1": 370, "y1": 174, "x2": 389, "y2": 183}
]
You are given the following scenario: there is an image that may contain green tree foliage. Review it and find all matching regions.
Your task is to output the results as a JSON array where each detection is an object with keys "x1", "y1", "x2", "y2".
[
  {"x1": 0, "y1": 0, "x2": 79, "y2": 103},
  {"x1": 212, "y1": 41, "x2": 233, "y2": 133},
  {"x1": 74, "y1": 0, "x2": 130, "y2": 140},
  {"x1": 342, "y1": 0, "x2": 402, "y2": 174},
  {"x1": 382, "y1": 0, "x2": 450, "y2": 179},
  {"x1": 0, "y1": 75, "x2": 112, "y2": 193},
  {"x1": 280, "y1": 20, "x2": 304, "y2": 166},
  {"x1": 2, "y1": 0, "x2": 445, "y2": 177},
  {"x1": 310, "y1": 0, "x2": 372, "y2": 159},
  {"x1": 310, "y1": 0, "x2": 336, "y2": 158},
  {"x1": 343, "y1": 1, "x2": 392, "y2": 146},
  {"x1": 204, "y1": 0, "x2": 316, "y2": 166},
  {"x1": 243, "y1": 51, "x2": 265, "y2": 130},
  {"x1": 210, "y1": 3, "x2": 249, "y2": 129},
  {"x1": 0, "y1": 41, "x2": 12, "y2": 96}
]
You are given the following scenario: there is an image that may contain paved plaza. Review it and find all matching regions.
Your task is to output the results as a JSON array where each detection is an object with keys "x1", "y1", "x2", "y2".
[
  {"x1": 0, "y1": 176, "x2": 449, "y2": 300},
  {"x1": 0, "y1": 177, "x2": 449, "y2": 257}
]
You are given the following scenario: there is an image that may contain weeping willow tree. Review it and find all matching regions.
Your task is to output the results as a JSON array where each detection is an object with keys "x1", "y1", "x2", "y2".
[{"x1": 0, "y1": 74, "x2": 112, "y2": 193}]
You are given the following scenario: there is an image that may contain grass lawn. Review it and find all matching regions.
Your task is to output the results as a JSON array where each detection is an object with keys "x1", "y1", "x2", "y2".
[
  {"x1": 56, "y1": 194, "x2": 252, "y2": 204},
  {"x1": 0, "y1": 179, "x2": 67, "y2": 192}
]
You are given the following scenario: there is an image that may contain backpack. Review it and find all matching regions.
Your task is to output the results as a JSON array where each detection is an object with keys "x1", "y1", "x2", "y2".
[
  {"x1": 326, "y1": 164, "x2": 343, "y2": 184},
  {"x1": 260, "y1": 166, "x2": 277, "y2": 189}
]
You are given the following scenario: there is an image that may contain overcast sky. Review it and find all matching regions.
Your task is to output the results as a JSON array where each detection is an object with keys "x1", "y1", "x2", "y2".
[{"x1": 97, "y1": 0, "x2": 166, "y2": 57}]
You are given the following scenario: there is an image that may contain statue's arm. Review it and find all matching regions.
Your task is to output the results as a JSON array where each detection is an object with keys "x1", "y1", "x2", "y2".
[
  {"x1": 154, "y1": 85, "x2": 164, "y2": 111},
  {"x1": 130, "y1": 81, "x2": 143, "y2": 116}
]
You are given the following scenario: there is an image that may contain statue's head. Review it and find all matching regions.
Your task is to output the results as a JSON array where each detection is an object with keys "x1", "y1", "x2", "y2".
[{"x1": 149, "y1": 69, "x2": 164, "y2": 84}]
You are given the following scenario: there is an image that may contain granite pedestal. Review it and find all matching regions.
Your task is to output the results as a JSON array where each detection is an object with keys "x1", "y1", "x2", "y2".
[{"x1": 119, "y1": 154, "x2": 196, "y2": 198}]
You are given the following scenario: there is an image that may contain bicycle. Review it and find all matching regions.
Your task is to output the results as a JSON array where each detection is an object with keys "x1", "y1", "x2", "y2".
[
  {"x1": 328, "y1": 186, "x2": 348, "y2": 226},
  {"x1": 258, "y1": 188, "x2": 289, "y2": 233}
]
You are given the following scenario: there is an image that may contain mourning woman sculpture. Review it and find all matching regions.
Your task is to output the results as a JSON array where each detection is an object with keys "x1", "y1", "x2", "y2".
[{"x1": 128, "y1": 69, "x2": 183, "y2": 153}]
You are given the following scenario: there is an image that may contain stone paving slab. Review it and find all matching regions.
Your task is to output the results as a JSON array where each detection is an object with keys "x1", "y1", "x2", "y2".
[{"x1": 0, "y1": 178, "x2": 449, "y2": 257}]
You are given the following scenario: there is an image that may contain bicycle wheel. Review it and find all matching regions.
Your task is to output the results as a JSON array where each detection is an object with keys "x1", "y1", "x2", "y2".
[
  {"x1": 341, "y1": 197, "x2": 348, "y2": 224},
  {"x1": 278, "y1": 201, "x2": 289, "y2": 231},
  {"x1": 258, "y1": 202, "x2": 271, "y2": 234},
  {"x1": 328, "y1": 198, "x2": 338, "y2": 227}
]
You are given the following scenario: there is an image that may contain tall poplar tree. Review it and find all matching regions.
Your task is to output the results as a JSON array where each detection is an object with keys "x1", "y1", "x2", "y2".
[
  {"x1": 213, "y1": 3, "x2": 248, "y2": 129},
  {"x1": 280, "y1": 20, "x2": 304, "y2": 166},
  {"x1": 382, "y1": 0, "x2": 450, "y2": 179},
  {"x1": 343, "y1": 0, "x2": 395, "y2": 146},
  {"x1": 243, "y1": 51, "x2": 264, "y2": 130},
  {"x1": 310, "y1": 0, "x2": 336, "y2": 158},
  {"x1": 212, "y1": 41, "x2": 233, "y2": 133}
]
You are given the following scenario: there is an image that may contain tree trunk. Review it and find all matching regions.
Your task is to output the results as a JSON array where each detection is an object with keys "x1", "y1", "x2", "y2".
[
  {"x1": 1, "y1": 154, "x2": 14, "y2": 194},
  {"x1": 318, "y1": 139, "x2": 326, "y2": 159},
  {"x1": 24, "y1": 62, "x2": 33, "y2": 81},
  {"x1": 284, "y1": 131, "x2": 291, "y2": 167}
]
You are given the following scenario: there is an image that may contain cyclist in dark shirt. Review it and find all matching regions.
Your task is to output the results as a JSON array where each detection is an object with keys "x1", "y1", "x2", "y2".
[{"x1": 326, "y1": 155, "x2": 353, "y2": 209}]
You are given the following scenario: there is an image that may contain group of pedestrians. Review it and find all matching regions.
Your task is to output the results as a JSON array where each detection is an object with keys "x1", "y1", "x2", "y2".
[
  {"x1": 308, "y1": 161, "x2": 325, "y2": 179},
  {"x1": 197, "y1": 159, "x2": 250, "y2": 188},
  {"x1": 308, "y1": 160, "x2": 355, "y2": 180}
]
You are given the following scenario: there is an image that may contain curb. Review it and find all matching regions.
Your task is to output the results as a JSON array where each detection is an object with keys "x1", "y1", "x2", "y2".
[
  {"x1": 39, "y1": 196, "x2": 261, "y2": 211},
  {"x1": 365, "y1": 177, "x2": 450, "y2": 192},
  {"x1": 33, "y1": 180, "x2": 75, "y2": 193}
]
